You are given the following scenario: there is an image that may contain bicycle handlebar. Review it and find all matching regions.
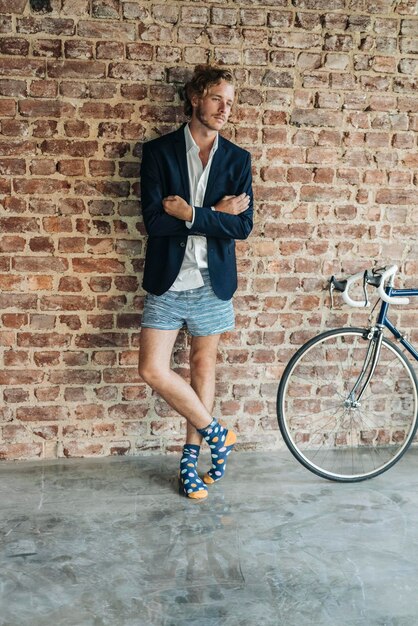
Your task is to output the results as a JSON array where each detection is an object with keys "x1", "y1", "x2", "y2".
[{"x1": 330, "y1": 264, "x2": 410, "y2": 308}]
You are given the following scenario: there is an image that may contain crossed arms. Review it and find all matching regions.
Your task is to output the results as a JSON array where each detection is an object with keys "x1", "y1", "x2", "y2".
[{"x1": 140, "y1": 142, "x2": 253, "y2": 240}]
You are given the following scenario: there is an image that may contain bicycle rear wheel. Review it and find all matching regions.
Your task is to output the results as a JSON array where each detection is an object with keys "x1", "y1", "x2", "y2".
[{"x1": 277, "y1": 327, "x2": 418, "y2": 482}]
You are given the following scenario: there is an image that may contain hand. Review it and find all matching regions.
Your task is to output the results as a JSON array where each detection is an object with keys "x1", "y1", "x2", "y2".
[
  {"x1": 214, "y1": 193, "x2": 250, "y2": 215},
  {"x1": 163, "y1": 195, "x2": 193, "y2": 221}
]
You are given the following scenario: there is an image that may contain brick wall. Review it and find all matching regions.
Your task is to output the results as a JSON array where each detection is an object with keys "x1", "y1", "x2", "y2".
[{"x1": 0, "y1": 0, "x2": 417, "y2": 460}]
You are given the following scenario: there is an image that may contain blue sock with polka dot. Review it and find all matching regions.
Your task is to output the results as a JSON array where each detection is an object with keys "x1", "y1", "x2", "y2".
[
  {"x1": 178, "y1": 444, "x2": 208, "y2": 500},
  {"x1": 197, "y1": 418, "x2": 237, "y2": 485}
]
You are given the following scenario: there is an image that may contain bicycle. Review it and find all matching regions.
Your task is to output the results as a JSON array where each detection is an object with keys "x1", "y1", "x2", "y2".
[{"x1": 277, "y1": 265, "x2": 418, "y2": 482}]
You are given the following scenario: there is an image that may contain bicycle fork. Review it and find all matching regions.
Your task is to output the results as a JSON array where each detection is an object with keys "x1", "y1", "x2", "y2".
[{"x1": 345, "y1": 327, "x2": 384, "y2": 408}]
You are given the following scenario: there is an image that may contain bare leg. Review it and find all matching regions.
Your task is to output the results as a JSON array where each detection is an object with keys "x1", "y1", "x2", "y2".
[
  {"x1": 186, "y1": 334, "x2": 221, "y2": 445},
  {"x1": 138, "y1": 328, "x2": 213, "y2": 430}
]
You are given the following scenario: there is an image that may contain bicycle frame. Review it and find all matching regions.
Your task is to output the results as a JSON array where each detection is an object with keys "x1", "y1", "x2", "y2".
[
  {"x1": 348, "y1": 284, "x2": 417, "y2": 405},
  {"x1": 377, "y1": 286, "x2": 418, "y2": 362}
]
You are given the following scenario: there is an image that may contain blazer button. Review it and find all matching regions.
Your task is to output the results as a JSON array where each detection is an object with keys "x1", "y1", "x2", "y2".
[{"x1": 180, "y1": 242, "x2": 186, "y2": 247}]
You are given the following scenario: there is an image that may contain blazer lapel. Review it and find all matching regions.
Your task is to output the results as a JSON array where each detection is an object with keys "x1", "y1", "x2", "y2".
[
  {"x1": 173, "y1": 124, "x2": 190, "y2": 201},
  {"x1": 203, "y1": 137, "x2": 226, "y2": 206}
]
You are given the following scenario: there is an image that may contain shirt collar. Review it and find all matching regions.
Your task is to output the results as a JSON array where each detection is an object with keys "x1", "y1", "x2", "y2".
[{"x1": 184, "y1": 123, "x2": 218, "y2": 155}]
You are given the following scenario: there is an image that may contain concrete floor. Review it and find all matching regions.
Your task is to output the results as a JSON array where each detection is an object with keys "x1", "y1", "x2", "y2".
[{"x1": 1, "y1": 450, "x2": 418, "y2": 626}]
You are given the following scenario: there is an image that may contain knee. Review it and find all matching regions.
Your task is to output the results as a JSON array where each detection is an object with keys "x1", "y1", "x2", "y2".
[
  {"x1": 190, "y1": 351, "x2": 216, "y2": 376},
  {"x1": 138, "y1": 359, "x2": 160, "y2": 388}
]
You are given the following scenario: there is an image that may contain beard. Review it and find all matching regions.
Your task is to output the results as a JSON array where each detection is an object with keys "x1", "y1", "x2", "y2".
[{"x1": 194, "y1": 104, "x2": 225, "y2": 131}]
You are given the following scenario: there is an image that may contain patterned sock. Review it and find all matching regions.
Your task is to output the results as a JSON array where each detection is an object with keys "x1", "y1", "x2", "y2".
[
  {"x1": 197, "y1": 418, "x2": 237, "y2": 485},
  {"x1": 178, "y1": 444, "x2": 208, "y2": 500}
]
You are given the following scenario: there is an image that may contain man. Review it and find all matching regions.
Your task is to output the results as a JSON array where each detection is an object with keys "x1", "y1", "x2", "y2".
[{"x1": 138, "y1": 65, "x2": 254, "y2": 500}]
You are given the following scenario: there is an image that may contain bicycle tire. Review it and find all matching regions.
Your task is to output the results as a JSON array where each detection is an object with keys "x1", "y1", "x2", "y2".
[{"x1": 277, "y1": 327, "x2": 418, "y2": 482}]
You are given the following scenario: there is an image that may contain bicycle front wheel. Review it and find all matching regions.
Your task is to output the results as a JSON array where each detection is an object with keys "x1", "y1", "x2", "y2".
[{"x1": 277, "y1": 327, "x2": 418, "y2": 482}]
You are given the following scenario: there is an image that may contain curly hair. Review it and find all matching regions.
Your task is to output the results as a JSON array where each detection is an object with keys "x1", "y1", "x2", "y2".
[{"x1": 183, "y1": 65, "x2": 234, "y2": 117}]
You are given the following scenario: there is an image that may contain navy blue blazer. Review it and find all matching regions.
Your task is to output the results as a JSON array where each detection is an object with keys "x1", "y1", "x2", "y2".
[{"x1": 140, "y1": 124, "x2": 253, "y2": 301}]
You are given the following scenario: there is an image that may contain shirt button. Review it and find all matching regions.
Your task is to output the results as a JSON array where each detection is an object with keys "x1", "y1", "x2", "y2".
[{"x1": 180, "y1": 242, "x2": 186, "y2": 247}]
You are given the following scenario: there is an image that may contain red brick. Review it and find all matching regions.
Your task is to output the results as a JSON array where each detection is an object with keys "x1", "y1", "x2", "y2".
[
  {"x1": 122, "y1": 377, "x2": 146, "y2": 395},
  {"x1": 29, "y1": 236, "x2": 55, "y2": 253},
  {"x1": 29, "y1": 159, "x2": 56, "y2": 176},
  {"x1": 139, "y1": 24, "x2": 172, "y2": 43},
  {"x1": 75, "y1": 333, "x2": 129, "y2": 348},
  {"x1": 59, "y1": 314, "x2": 82, "y2": 330},
  {"x1": 94, "y1": 41, "x2": 123, "y2": 62},
  {"x1": 13, "y1": 257, "x2": 68, "y2": 272},
  {"x1": 50, "y1": 370, "x2": 101, "y2": 384},
  {"x1": 33, "y1": 425, "x2": 59, "y2": 440},
  {"x1": 88, "y1": 276, "x2": 112, "y2": 292},
  {"x1": 0, "y1": 99, "x2": 16, "y2": 116},
  {"x1": 63, "y1": 442, "x2": 104, "y2": 458},
  {"x1": 13, "y1": 178, "x2": 71, "y2": 195},
  {"x1": 0, "y1": 140, "x2": 36, "y2": 156},
  {"x1": 32, "y1": 119, "x2": 58, "y2": 137},
  {"x1": 41, "y1": 139, "x2": 98, "y2": 157},
  {"x1": 72, "y1": 258, "x2": 125, "y2": 274},
  {"x1": 108, "y1": 63, "x2": 164, "y2": 82},
  {"x1": 17, "y1": 406, "x2": 68, "y2": 421},
  {"x1": 376, "y1": 189, "x2": 417, "y2": 204},
  {"x1": 28, "y1": 275, "x2": 53, "y2": 291},
  {"x1": 0, "y1": 58, "x2": 46, "y2": 77},
  {"x1": 0, "y1": 157, "x2": 25, "y2": 175},
  {"x1": 0, "y1": 275, "x2": 23, "y2": 291},
  {"x1": 34, "y1": 351, "x2": 60, "y2": 367},
  {"x1": 88, "y1": 160, "x2": 115, "y2": 176},
  {"x1": 65, "y1": 40, "x2": 94, "y2": 59},
  {"x1": 75, "y1": 404, "x2": 105, "y2": 420},
  {"x1": 43, "y1": 216, "x2": 73, "y2": 232},
  {"x1": 87, "y1": 314, "x2": 113, "y2": 329},
  {"x1": 103, "y1": 368, "x2": 141, "y2": 383},
  {"x1": 64, "y1": 120, "x2": 90, "y2": 137},
  {"x1": 108, "y1": 404, "x2": 148, "y2": 420},
  {"x1": 120, "y1": 84, "x2": 147, "y2": 100},
  {"x1": 2, "y1": 424, "x2": 29, "y2": 440},
  {"x1": 17, "y1": 332, "x2": 71, "y2": 348},
  {"x1": 35, "y1": 386, "x2": 60, "y2": 400},
  {"x1": 92, "y1": 423, "x2": 116, "y2": 437},
  {"x1": 0, "y1": 79, "x2": 27, "y2": 96},
  {"x1": 59, "y1": 276, "x2": 82, "y2": 292},
  {"x1": 57, "y1": 159, "x2": 85, "y2": 176},
  {"x1": 110, "y1": 442, "x2": 131, "y2": 456},
  {"x1": 64, "y1": 387, "x2": 86, "y2": 402},
  {"x1": 32, "y1": 39, "x2": 62, "y2": 58},
  {"x1": 47, "y1": 60, "x2": 106, "y2": 79},
  {"x1": 40, "y1": 295, "x2": 95, "y2": 311},
  {"x1": 95, "y1": 386, "x2": 118, "y2": 401},
  {"x1": 3, "y1": 349, "x2": 29, "y2": 367},
  {"x1": 17, "y1": 16, "x2": 75, "y2": 35},
  {"x1": 0, "y1": 444, "x2": 43, "y2": 460},
  {"x1": 2, "y1": 313, "x2": 28, "y2": 328},
  {"x1": 0, "y1": 370, "x2": 44, "y2": 384},
  {"x1": 63, "y1": 351, "x2": 89, "y2": 366},
  {"x1": 0, "y1": 0, "x2": 26, "y2": 12}
]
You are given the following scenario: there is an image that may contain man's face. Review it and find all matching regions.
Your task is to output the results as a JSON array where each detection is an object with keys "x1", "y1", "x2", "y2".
[{"x1": 192, "y1": 79, "x2": 235, "y2": 132}]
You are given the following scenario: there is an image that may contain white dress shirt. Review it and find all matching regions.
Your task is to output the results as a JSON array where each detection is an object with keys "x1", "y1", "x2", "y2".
[{"x1": 170, "y1": 124, "x2": 218, "y2": 292}]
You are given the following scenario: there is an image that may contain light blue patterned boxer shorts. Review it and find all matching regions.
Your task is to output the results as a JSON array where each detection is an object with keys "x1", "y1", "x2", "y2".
[{"x1": 141, "y1": 269, "x2": 235, "y2": 336}]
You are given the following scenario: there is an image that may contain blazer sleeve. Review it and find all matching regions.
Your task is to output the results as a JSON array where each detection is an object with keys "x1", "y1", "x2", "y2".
[
  {"x1": 140, "y1": 142, "x2": 190, "y2": 237},
  {"x1": 191, "y1": 152, "x2": 253, "y2": 240}
]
